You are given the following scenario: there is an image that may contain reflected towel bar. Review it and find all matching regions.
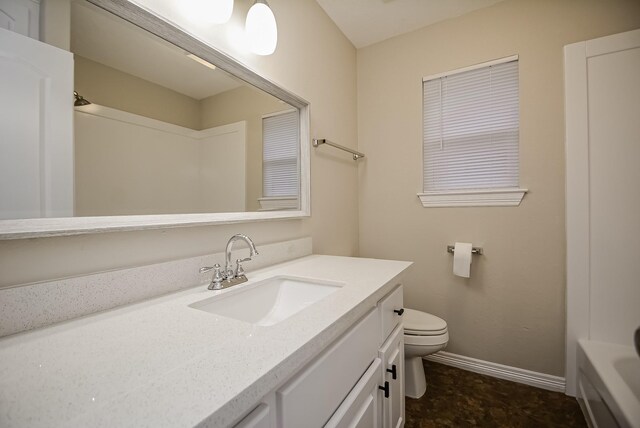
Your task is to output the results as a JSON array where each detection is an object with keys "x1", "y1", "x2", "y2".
[
  {"x1": 447, "y1": 245, "x2": 483, "y2": 255},
  {"x1": 312, "y1": 139, "x2": 365, "y2": 160}
]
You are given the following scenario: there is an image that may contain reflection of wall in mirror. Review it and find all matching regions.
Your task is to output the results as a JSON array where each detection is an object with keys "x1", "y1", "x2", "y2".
[
  {"x1": 75, "y1": 57, "x2": 291, "y2": 213},
  {"x1": 75, "y1": 55, "x2": 201, "y2": 129},
  {"x1": 74, "y1": 105, "x2": 246, "y2": 215}
]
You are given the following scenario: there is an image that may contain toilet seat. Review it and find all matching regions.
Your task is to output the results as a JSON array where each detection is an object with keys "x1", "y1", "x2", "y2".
[
  {"x1": 404, "y1": 330, "x2": 449, "y2": 346},
  {"x1": 403, "y1": 308, "x2": 448, "y2": 336}
]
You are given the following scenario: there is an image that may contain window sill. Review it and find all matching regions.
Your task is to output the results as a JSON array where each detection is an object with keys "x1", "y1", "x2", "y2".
[
  {"x1": 258, "y1": 196, "x2": 299, "y2": 211},
  {"x1": 417, "y1": 188, "x2": 527, "y2": 207}
]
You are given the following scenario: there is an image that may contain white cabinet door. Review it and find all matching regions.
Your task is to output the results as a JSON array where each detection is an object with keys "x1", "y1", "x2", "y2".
[
  {"x1": 0, "y1": 0, "x2": 39, "y2": 39},
  {"x1": 0, "y1": 27, "x2": 73, "y2": 219},
  {"x1": 324, "y1": 358, "x2": 383, "y2": 428},
  {"x1": 277, "y1": 308, "x2": 379, "y2": 427},
  {"x1": 379, "y1": 325, "x2": 405, "y2": 428}
]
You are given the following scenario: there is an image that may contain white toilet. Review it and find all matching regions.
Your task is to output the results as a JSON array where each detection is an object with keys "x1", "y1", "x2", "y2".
[{"x1": 403, "y1": 308, "x2": 449, "y2": 399}]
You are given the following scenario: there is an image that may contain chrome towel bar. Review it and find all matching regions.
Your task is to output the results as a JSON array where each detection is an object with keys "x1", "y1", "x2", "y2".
[
  {"x1": 312, "y1": 139, "x2": 365, "y2": 160},
  {"x1": 447, "y1": 245, "x2": 483, "y2": 255}
]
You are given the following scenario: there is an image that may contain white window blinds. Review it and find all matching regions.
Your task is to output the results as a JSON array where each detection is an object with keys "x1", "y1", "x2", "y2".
[
  {"x1": 423, "y1": 59, "x2": 519, "y2": 191},
  {"x1": 263, "y1": 110, "x2": 299, "y2": 197}
]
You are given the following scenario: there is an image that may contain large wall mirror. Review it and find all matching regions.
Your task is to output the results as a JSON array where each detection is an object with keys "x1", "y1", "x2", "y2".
[{"x1": 0, "y1": 0, "x2": 310, "y2": 239}]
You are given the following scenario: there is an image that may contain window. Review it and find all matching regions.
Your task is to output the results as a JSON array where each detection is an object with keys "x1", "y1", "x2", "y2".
[
  {"x1": 259, "y1": 110, "x2": 299, "y2": 210},
  {"x1": 419, "y1": 56, "x2": 527, "y2": 207}
]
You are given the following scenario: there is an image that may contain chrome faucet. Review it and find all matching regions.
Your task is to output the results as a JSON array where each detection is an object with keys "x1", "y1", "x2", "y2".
[
  {"x1": 200, "y1": 234, "x2": 259, "y2": 290},
  {"x1": 225, "y1": 234, "x2": 259, "y2": 279}
]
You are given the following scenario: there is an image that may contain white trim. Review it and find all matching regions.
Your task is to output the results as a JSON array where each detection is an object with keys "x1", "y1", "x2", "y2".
[
  {"x1": 422, "y1": 54, "x2": 518, "y2": 82},
  {"x1": 258, "y1": 196, "x2": 298, "y2": 211},
  {"x1": 417, "y1": 188, "x2": 527, "y2": 208},
  {"x1": 424, "y1": 351, "x2": 566, "y2": 393},
  {"x1": 76, "y1": 104, "x2": 199, "y2": 138},
  {"x1": 0, "y1": 211, "x2": 308, "y2": 240},
  {"x1": 75, "y1": 104, "x2": 246, "y2": 140},
  {"x1": 261, "y1": 108, "x2": 296, "y2": 120},
  {"x1": 298, "y1": 105, "x2": 311, "y2": 216},
  {"x1": 585, "y1": 28, "x2": 640, "y2": 57},
  {"x1": 564, "y1": 38, "x2": 591, "y2": 398},
  {"x1": 563, "y1": 28, "x2": 640, "y2": 398}
]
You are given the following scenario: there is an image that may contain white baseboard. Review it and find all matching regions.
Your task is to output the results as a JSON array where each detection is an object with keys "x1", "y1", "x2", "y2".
[{"x1": 424, "y1": 351, "x2": 566, "y2": 393}]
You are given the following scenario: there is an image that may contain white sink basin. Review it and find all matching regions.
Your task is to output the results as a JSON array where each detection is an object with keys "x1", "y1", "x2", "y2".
[{"x1": 189, "y1": 275, "x2": 344, "y2": 326}]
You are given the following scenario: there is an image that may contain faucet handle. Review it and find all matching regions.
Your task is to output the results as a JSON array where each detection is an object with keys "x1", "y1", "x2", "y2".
[
  {"x1": 235, "y1": 255, "x2": 254, "y2": 277},
  {"x1": 235, "y1": 259, "x2": 246, "y2": 277},
  {"x1": 200, "y1": 264, "x2": 224, "y2": 288},
  {"x1": 208, "y1": 264, "x2": 225, "y2": 290}
]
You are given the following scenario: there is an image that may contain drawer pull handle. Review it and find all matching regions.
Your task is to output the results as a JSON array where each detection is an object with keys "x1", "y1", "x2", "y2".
[
  {"x1": 393, "y1": 308, "x2": 404, "y2": 316},
  {"x1": 386, "y1": 364, "x2": 397, "y2": 380},
  {"x1": 379, "y1": 381, "x2": 390, "y2": 398}
]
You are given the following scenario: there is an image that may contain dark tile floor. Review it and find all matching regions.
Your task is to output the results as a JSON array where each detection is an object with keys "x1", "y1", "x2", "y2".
[{"x1": 405, "y1": 361, "x2": 587, "y2": 428}]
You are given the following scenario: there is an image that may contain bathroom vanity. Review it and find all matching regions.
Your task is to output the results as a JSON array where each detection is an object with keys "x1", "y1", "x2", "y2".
[
  {"x1": 0, "y1": 255, "x2": 411, "y2": 427},
  {"x1": 237, "y1": 279, "x2": 406, "y2": 428}
]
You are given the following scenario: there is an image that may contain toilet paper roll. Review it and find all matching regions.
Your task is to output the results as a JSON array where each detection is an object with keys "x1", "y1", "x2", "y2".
[{"x1": 453, "y1": 242, "x2": 472, "y2": 278}]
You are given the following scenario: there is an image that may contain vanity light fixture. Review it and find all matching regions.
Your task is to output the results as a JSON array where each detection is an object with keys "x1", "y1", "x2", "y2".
[
  {"x1": 210, "y1": 0, "x2": 234, "y2": 24},
  {"x1": 245, "y1": 0, "x2": 278, "y2": 55},
  {"x1": 183, "y1": 0, "x2": 234, "y2": 24},
  {"x1": 186, "y1": 53, "x2": 217, "y2": 70}
]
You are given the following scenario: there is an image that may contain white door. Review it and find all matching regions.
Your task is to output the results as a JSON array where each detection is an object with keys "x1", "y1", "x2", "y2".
[
  {"x1": 198, "y1": 121, "x2": 247, "y2": 213},
  {"x1": 587, "y1": 34, "x2": 640, "y2": 348},
  {"x1": 565, "y1": 29, "x2": 640, "y2": 396},
  {"x1": 0, "y1": 0, "x2": 39, "y2": 39},
  {"x1": 0, "y1": 27, "x2": 73, "y2": 219}
]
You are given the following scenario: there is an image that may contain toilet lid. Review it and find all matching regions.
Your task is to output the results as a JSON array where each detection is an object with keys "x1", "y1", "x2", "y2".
[{"x1": 403, "y1": 308, "x2": 448, "y2": 336}]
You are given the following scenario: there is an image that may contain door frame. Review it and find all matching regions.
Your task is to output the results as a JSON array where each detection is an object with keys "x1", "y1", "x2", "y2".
[{"x1": 564, "y1": 28, "x2": 640, "y2": 397}]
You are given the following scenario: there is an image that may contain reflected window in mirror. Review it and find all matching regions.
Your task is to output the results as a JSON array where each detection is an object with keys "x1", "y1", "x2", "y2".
[{"x1": 259, "y1": 110, "x2": 300, "y2": 211}]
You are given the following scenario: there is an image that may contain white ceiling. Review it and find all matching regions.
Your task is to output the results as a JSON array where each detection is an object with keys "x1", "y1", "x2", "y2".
[
  {"x1": 70, "y1": 1, "x2": 242, "y2": 100},
  {"x1": 316, "y1": 0, "x2": 507, "y2": 48}
]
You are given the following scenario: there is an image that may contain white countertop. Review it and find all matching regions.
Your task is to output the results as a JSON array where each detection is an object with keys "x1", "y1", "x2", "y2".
[{"x1": 0, "y1": 255, "x2": 411, "y2": 427}]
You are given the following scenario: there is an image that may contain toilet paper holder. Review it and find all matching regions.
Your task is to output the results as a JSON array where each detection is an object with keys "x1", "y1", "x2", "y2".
[{"x1": 447, "y1": 245, "x2": 483, "y2": 255}]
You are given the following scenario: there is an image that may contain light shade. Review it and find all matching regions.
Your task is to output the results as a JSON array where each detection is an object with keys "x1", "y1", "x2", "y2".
[
  {"x1": 183, "y1": 0, "x2": 234, "y2": 24},
  {"x1": 245, "y1": 1, "x2": 278, "y2": 55}
]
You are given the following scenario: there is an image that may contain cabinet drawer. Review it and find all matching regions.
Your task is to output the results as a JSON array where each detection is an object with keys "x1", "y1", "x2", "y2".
[
  {"x1": 324, "y1": 358, "x2": 382, "y2": 428},
  {"x1": 276, "y1": 308, "x2": 379, "y2": 427},
  {"x1": 379, "y1": 285, "x2": 403, "y2": 343}
]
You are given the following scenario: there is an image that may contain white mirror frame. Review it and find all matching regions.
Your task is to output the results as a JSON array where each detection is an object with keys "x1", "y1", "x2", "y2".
[{"x1": 0, "y1": 0, "x2": 310, "y2": 240}]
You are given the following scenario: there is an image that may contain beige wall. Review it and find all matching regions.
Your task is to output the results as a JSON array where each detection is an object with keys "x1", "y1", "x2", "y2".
[
  {"x1": 357, "y1": 0, "x2": 640, "y2": 376},
  {"x1": 75, "y1": 55, "x2": 201, "y2": 129},
  {"x1": 200, "y1": 86, "x2": 286, "y2": 211},
  {"x1": 40, "y1": 0, "x2": 70, "y2": 50},
  {"x1": 74, "y1": 110, "x2": 247, "y2": 216},
  {"x1": 74, "y1": 110, "x2": 201, "y2": 216},
  {"x1": 0, "y1": 0, "x2": 359, "y2": 287}
]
